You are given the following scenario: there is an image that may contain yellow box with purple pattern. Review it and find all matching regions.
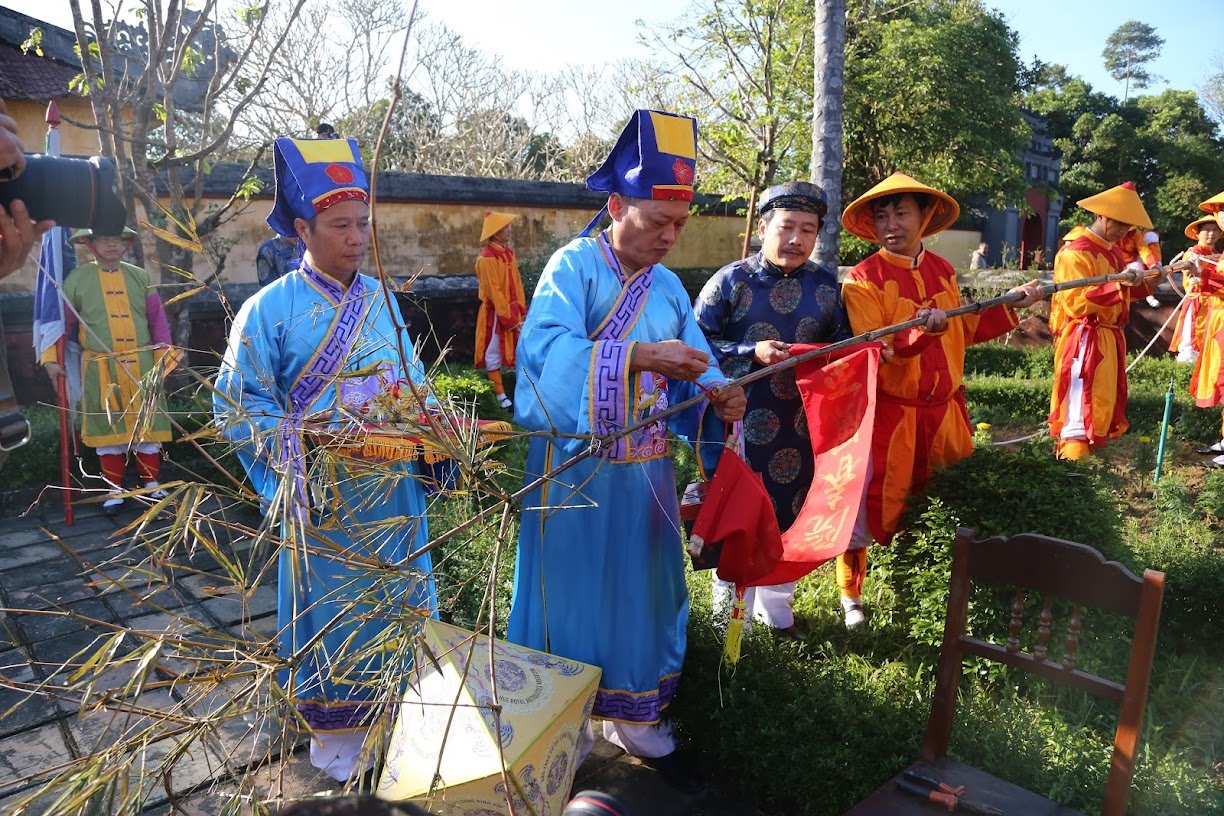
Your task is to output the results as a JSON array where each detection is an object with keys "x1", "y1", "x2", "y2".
[{"x1": 377, "y1": 620, "x2": 600, "y2": 815}]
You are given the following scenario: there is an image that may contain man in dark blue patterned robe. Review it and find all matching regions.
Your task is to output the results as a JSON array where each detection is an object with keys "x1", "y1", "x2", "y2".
[{"x1": 694, "y1": 181, "x2": 851, "y2": 638}]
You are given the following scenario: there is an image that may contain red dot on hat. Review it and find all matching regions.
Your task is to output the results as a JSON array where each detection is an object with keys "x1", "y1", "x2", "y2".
[{"x1": 1122, "y1": 181, "x2": 1135, "y2": 190}]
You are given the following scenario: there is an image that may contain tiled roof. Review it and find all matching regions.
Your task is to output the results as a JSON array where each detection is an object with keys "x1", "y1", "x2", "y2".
[
  {"x1": 0, "y1": 43, "x2": 80, "y2": 100},
  {"x1": 0, "y1": 8, "x2": 83, "y2": 101}
]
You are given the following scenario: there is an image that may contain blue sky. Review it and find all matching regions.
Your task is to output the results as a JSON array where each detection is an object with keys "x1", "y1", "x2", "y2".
[
  {"x1": 8, "y1": 0, "x2": 1215, "y2": 96},
  {"x1": 420, "y1": 0, "x2": 1212, "y2": 97}
]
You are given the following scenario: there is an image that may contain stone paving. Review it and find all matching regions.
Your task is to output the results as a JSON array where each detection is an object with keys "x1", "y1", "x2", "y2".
[{"x1": 0, "y1": 494, "x2": 761, "y2": 816}]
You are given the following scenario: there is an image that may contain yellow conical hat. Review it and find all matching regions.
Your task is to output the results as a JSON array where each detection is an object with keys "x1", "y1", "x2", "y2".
[
  {"x1": 70, "y1": 226, "x2": 138, "y2": 244},
  {"x1": 841, "y1": 172, "x2": 959, "y2": 243},
  {"x1": 480, "y1": 211, "x2": 517, "y2": 243},
  {"x1": 1199, "y1": 191, "x2": 1224, "y2": 215},
  {"x1": 1186, "y1": 215, "x2": 1219, "y2": 240},
  {"x1": 1076, "y1": 182, "x2": 1152, "y2": 230}
]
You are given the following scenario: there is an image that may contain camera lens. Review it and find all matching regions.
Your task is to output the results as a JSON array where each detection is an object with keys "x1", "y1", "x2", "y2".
[
  {"x1": 0, "y1": 154, "x2": 127, "y2": 234},
  {"x1": 562, "y1": 790, "x2": 630, "y2": 816}
]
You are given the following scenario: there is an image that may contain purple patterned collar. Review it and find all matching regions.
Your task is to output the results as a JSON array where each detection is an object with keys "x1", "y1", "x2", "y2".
[
  {"x1": 598, "y1": 232, "x2": 652, "y2": 285},
  {"x1": 298, "y1": 260, "x2": 354, "y2": 304}
]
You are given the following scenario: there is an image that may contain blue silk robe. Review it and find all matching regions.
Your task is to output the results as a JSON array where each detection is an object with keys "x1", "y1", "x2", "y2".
[
  {"x1": 213, "y1": 264, "x2": 437, "y2": 733},
  {"x1": 694, "y1": 253, "x2": 851, "y2": 530},
  {"x1": 508, "y1": 236, "x2": 727, "y2": 725}
]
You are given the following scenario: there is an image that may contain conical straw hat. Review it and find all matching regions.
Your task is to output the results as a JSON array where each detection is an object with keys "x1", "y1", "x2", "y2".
[
  {"x1": 480, "y1": 211, "x2": 517, "y2": 243},
  {"x1": 1199, "y1": 191, "x2": 1224, "y2": 215},
  {"x1": 841, "y1": 172, "x2": 959, "y2": 243},
  {"x1": 70, "y1": 226, "x2": 138, "y2": 244},
  {"x1": 1076, "y1": 182, "x2": 1152, "y2": 230},
  {"x1": 1185, "y1": 215, "x2": 1219, "y2": 240}
]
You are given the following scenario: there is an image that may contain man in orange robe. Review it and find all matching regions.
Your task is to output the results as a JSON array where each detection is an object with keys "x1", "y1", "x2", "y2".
[
  {"x1": 474, "y1": 211, "x2": 526, "y2": 409},
  {"x1": 839, "y1": 173, "x2": 1042, "y2": 627},
  {"x1": 1048, "y1": 182, "x2": 1159, "y2": 460},
  {"x1": 1184, "y1": 194, "x2": 1224, "y2": 463},
  {"x1": 1169, "y1": 215, "x2": 1220, "y2": 365}
]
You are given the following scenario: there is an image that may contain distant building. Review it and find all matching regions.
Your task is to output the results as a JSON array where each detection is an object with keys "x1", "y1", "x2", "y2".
[
  {"x1": 0, "y1": 7, "x2": 100, "y2": 155},
  {"x1": 980, "y1": 112, "x2": 1063, "y2": 270}
]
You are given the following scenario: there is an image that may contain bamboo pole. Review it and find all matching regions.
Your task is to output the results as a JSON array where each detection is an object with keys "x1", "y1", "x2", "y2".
[
  {"x1": 55, "y1": 336, "x2": 74, "y2": 525},
  {"x1": 414, "y1": 269, "x2": 1156, "y2": 558}
]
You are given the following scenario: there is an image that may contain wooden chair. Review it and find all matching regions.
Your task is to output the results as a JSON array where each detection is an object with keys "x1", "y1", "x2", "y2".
[{"x1": 843, "y1": 528, "x2": 1164, "y2": 816}]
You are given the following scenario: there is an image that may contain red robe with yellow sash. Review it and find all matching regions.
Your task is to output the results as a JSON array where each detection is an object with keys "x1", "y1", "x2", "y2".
[
  {"x1": 1048, "y1": 229, "x2": 1151, "y2": 446},
  {"x1": 842, "y1": 248, "x2": 1017, "y2": 544}
]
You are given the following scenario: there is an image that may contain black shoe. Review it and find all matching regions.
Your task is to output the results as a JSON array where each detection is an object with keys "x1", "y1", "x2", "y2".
[
  {"x1": 639, "y1": 750, "x2": 700, "y2": 794},
  {"x1": 774, "y1": 623, "x2": 807, "y2": 641},
  {"x1": 1195, "y1": 442, "x2": 1224, "y2": 454}
]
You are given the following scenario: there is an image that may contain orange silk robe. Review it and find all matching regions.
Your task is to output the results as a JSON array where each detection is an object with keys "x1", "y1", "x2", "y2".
[
  {"x1": 843, "y1": 248, "x2": 1018, "y2": 544},
  {"x1": 1116, "y1": 226, "x2": 1161, "y2": 269},
  {"x1": 1169, "y1": 244, "x2": 1215, "y2": 354},
  {"x1": 474, "y1": 242, "x2": 527, "y2": 369},
  {"x1": 1190, "y1": 255, "x2": 1224, "y2": 412},
  {"x1": 1048, "y1": 229, "x2": 1151, "y2": 446}
]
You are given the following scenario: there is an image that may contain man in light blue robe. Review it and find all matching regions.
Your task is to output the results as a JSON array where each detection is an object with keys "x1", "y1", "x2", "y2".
[
  {"x1": 508, "y1": 110, "x2": 746, "y2": 769},
  {"x1": 214, "y1": 137, "x2": 436, "y2": 782}
]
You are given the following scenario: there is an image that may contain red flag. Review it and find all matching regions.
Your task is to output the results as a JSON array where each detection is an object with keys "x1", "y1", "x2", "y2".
[
  {"x1": 744, "y1": 342, "x2": 881, "y2": 587},
  {"x1": 689, "y1": 448, "x2": 784, "y2": 585}
]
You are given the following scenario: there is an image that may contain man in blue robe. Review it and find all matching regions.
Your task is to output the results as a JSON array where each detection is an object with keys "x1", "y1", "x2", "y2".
[
  {"x1": 695, "y1": 181, "x2": 852, "y2": 636},
  {"x1": 507, "y1": 110, "x2": 746, "y2": 770},
  {"x1": 214, "y1": 137, "x2": 436, "y2": 782}
]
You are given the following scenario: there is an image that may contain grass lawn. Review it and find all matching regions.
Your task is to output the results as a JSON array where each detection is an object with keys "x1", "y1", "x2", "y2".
[{"x1": 3, "y1": 346, "x2": 1222, "y2": 815}]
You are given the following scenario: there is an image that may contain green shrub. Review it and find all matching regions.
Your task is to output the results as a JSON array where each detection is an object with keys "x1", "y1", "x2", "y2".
[
  {"x1": 1126, "y1": 479, "x2": 1224, "y2": 644},
  {"x1": 0, "y1": 404, "x2": 62, "y2": 490},
  {"x1": 874, "y1": 443, "x2": 1123, "y2": 649},
  {"x1": 674, "y1": 585, "x2": 929, "y2": 815},
  {"x1": 965, "y1": 375, "x2": 1053, "y2": 426},
  {"x1": 964, "y1": 343, "x2": 1055, "y2": 378}
]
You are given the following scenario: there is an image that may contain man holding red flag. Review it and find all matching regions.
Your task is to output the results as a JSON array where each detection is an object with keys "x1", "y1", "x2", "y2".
[
  {"x1": 1048, "y1": 182, "x2": 1159, "y2": 460},
  {"x1": 840, "y1": 173, "x2": 1043, "y2": 627},
  {"x1": 695, "y1": 180, "x2": 850, "y2": 639}
]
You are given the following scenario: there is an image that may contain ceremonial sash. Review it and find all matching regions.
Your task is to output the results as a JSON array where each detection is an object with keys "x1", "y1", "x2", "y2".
[
  {"x1": 280, "y1": 265, "x2": 370, "y2": 518},
  {"x1": 588, "y1": 233, "x2": 668, "y2": 461}
]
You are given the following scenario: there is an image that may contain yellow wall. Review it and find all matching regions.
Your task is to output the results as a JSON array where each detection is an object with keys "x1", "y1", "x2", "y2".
[
  {"x1": 8, "y1": 97, "x2": 102, "y2": 157},
  {"x1": 1, "y1": 197, "x2": 748, "y2": 292},
  {"x1": 217, "y1": 200, "x2": 746, "y2": 284},
  {"x1": 926, "y1": 228, "x2": 984, "y2": 270}
]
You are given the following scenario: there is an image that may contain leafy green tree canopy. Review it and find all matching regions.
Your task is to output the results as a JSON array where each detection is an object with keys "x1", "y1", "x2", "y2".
[
  {"x1": 842, "y1": 0, "x2": 1029, "y2": 208},
  {"x1": 1023, "y1": 63, "x2": 1224, "y2": 241},
  {"x1": 1101, "y1": 20, "x2": 1164, "y2": 103}
]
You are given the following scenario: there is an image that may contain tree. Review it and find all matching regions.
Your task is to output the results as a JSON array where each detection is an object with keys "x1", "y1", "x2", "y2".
[
  {"x1": 235, "y1": 0, "x2": 409, "y2": 145},
  {"x1": 1024, "y1": 66, "x2": 1224, "y2": 240},
  {"x1": 811, "y1": 0, "x2": 847, "y2": 270},
  {"x1": 1102, "y1": 20, "x2": 1163, "y2": 105},
  {"x1": 67, "y1": 0, "x2": 305, "y2": 349},
  {"x1": 842, "y1": 0, "x2": 1029, "y2": 209},
  {"x1": 650, "y1": 0, "x2": 815, "y2": 203},
  {"x1": 1200, "y1": 53, "x2": 1224, "y2": 125}
]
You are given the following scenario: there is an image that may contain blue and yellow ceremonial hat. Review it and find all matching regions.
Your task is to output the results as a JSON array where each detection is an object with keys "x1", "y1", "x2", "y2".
[
  {"x1": 267, "y1": 137, "x2": 370, "y2": 237},
  {"x1": 587, "y1": 109, "x2": 697, "y2": 201},
  {"x1": 580, "y1": 110, "x2": 697, "y2": 236}
]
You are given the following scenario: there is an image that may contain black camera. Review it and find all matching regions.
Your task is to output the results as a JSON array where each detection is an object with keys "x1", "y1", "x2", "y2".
[
  {"x1": 0, "y1": 153, "x2": 127, "y2": 234},
  {"x1": 563, "y1": 791, "x2": 630, "y2": 816}
]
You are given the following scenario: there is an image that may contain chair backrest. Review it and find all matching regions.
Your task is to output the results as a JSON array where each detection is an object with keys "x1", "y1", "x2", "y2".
[{"x1": 921, "y1": 528, "x2": 1165, "y2": 816}]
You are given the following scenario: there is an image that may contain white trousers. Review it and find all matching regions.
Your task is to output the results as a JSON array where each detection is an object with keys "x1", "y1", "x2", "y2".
[
  {"x1": 600, "y1": 719, "x2": 676, "y2": 758},
  {"x1": 1060, "y1": 335, "x2": 1090, "y2": 440},
  {"x1": 96, "y1": 441, "x2": 161, "y2": 456},
  {"x1": 310, "y1": 730, "x2": 374, "y2": 781},
  {"x1": 485, "y1": 322, "x2": 503, "y2": 371},
  {"x1": 711, "y1": 576, "x2": 796, "y2": 629}
]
